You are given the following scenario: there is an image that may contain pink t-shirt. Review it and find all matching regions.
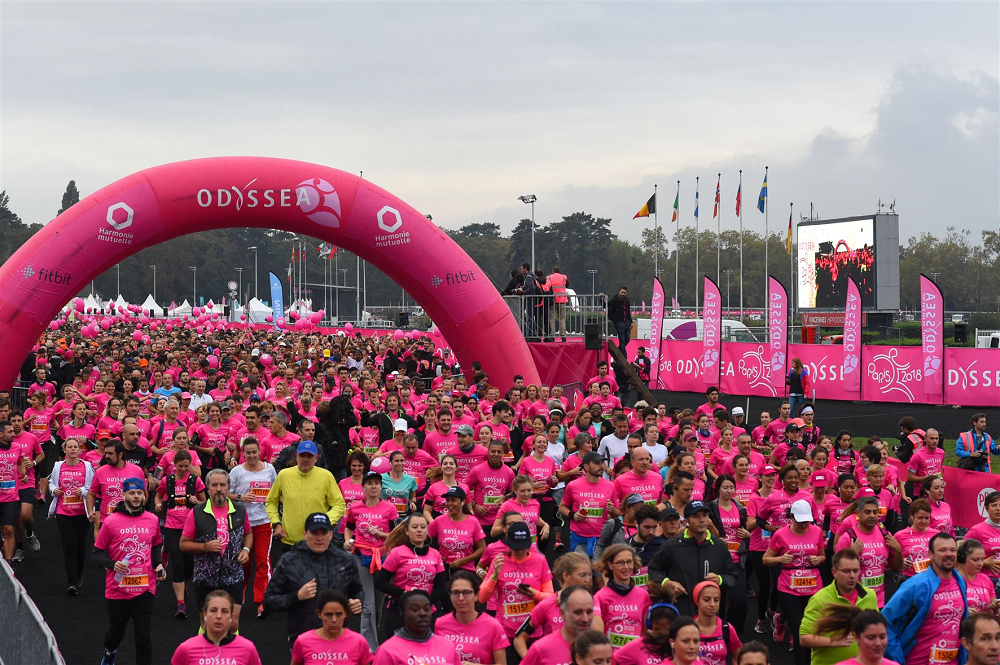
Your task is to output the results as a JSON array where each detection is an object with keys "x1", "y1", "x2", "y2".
[
  {"x1": 428, "y1": 514, "x2": 485, "y2": 569},
  {"x1": 435, "y1": 612, "x2": 509, "y2": 664},
  {"x1": 527, "y1": 593, "x2": 602, "y2": 637},
  {"x1": 338, "y1": 477, "x2": 366, "y2": 517},
  {"x1": 497, "y1": 499, "x2": 540, "y2": 538},
  {"x1": 381, "y1": 544, "x2": 445, "y2": 594},
  {"x1": 423, "y1": 481, "x2": 469, "y2": 516},
  {"x1": 520, "y1": 455, "x2": 557, "y2": 497},
  {"x1": 156, "y1": 473, "x2": 205, "y2": 529},
  {"x1": 291, "y1": 628, "x2": 373, "y2": 665},
  {"x1": 595, "y1": 584, "x2": 651, "y2": 649},
  {"x1": 825, "y1": 496, "x2": 853, "y2": 534},
  {"x1": 613, "y1": 471, "x2": 662, "y2": 506},
  {"x1": 837, "y1": 527, "x2": 889, "y2": 606},
  {"x1": 94, "y1": 510, "x2": 163, "y2": 600},
  {"x1": 373, "y1": 633, "x2": 461, "y2": 665},
  {"x1": 698, "y1": 616, "x2": 743, "y2": 665},
  {"x1": 836, "y1": 659, "x2": 899, "y2": 665},
  {"x1": 721, "y1": 451, "x2": 767, "y2": 481},
  {"x1": 466, "y1": 462, "x2": 515, "y2": 527},
  {"x1": 172, "y1": 635, "x2": 261, "y2": 665},
  {"x1": 157, "y1": 449, "x2": 203, "y2": 477},
  {"x1": 181, "y1": 504, "x2": 232, "y2": 551},
  {"x1": 192, "y1": 422, "x2": 230, "y2": 453},
  {"x1": 896, "y1": 526, "x2": 934, "y2": 577},
  {"x1": 89, "y1": 462, "x2": 145, "y2": 521},
  {"x1": 733, "y1": 476, "x2": 759, "y2": 509},
  {"x1": 59, "y1": 422, "x2": 97, "y2": 447},
  {"x1": 908, "y1": 447, "x2": 945, "y2": 485},
  {"x1": 718, "y1": 502, "x2": 744, "y2": 562},
  {"x1": 424, "y1": 431, "x2": 459, "y2": 460},
  {"x1": 768, "y1": 525, "x2": 825, "y2": 595},
  {"x1": 351, "y1": 426, "x2": 382, "y2": 458},
  {"x1": 447, "y1": 445, "x2": 489, "y2": 484},
  {"x1": 758, "y1": 488, "x2": 811, "y2": 533},
  {"x1": 345, "y1": 500, "x2": 398, "y2": 550},
  {"x1": 930, "y1": 500, "x2": 955, "y2": 536},
  {"x1": 24, "y1": 407, "x2": 55, "y2": 444},
  {"x1": 402, "y1": 450, "x2": 439, "y2": 493},
  {"x1": 613, "y1": 637, "x2": 671, "y2": 665},
  {"x1": 485, "y1": 550, "x2": 553, "y2": 637},
  {"x1": 55, "y1": 460, "x2": 88, "y2": 516},
  {"x1": 964, "y1": 522, "x2": 1000, "y2": 578},
  {"x1": 13, "y1": 433, "x2": 42, "y2": 490},
  {"x1": 965, "y1": 572, "x2": 996, "y2": 613},
  {"x1": 747, "y1": 492, "x2": 772, "y2": 552},
  {"x1": 907, "y1": 575, "x2": 963, "y2": 665},
  {"x1": 708, "y1": 446, "x2": 737, "y2": 477},
  {"x1": 520, "y1": 632, "x2": 572, "y2": 665},
  {"x1": 562, "y1": 476, "x2": 616, "y2": 538}
]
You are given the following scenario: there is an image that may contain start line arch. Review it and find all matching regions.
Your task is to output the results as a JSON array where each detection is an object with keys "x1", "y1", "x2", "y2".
[{"x1": 0, "y1": 157, "x2": 539, "y2": 389}]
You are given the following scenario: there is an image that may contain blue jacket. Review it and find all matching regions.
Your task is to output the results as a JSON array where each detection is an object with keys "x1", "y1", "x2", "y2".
[{"x1": 882, "y1": 568, "x2": 968, "y2": 665}]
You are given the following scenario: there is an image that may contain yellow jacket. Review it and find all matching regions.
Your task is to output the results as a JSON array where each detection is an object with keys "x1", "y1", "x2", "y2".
[{"x1": 265, "y1": 465, "x2": 345, "y2": 545}]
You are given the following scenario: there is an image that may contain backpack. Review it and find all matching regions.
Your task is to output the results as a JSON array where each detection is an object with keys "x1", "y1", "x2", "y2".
[
  {"x1": 895, "y1": 431, "x2": 924, "y2": 464},
  {"x1": 699, "y1": 621, "x2": 734, "y2": 665},
  {"x1": 165, "y1": 473, "x2": 198, "y2": 510},
  {"x1": 957, "y1": 432, "x2": 988, "y2": 471}
]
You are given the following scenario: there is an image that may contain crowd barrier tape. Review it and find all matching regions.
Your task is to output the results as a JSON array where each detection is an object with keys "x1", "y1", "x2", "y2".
[
  {"x1": 0, "y1": 560, "x2": 65, "y2": 665},
  {"x1": 629, "y1": 340, "x2": 1000, "y2": 407}
]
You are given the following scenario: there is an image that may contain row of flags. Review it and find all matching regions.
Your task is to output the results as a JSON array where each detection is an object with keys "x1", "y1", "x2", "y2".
[
  {"x1": 633, "y1": 170, "x2": 792, "y2": 254},
  {"x1": 286, "y1": 243, "x2": 338, "y2": 282}
]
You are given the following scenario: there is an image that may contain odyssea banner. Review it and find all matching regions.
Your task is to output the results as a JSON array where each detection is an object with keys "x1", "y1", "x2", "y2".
[
  {"x1": 887, "y1": 458, "x2": 1000, "y2": 530},
  {"x1": 634, "y1": 340, "x2": 704, "y2": 392},
  {"x1": 945, "y1": 348, "x2": 1000, "y2": 406},
  {"x1": 768, "y1": 277, "x2": 788, "y2": 392},
  {"x1": 720, "y1": 343, "x2": 777, "y2": 397},
  {"x1": 649, "y1": 278, "x2": 665, "y2": 389},
  {"x1": 862, "y1": 345, "x2": 939, "y2": 404},
  {"x1": 921, "y1": 275, "x2": 944, "y2": 397},
  {"x1": 268, "y1": 272, "x2": 284, "y2": 331},
  {"x1": 843, "y1": 279, "x2": 862, "y2": 393},
  {"x1": 702, "y1": 277, "x2": 722, "y2": 386}
]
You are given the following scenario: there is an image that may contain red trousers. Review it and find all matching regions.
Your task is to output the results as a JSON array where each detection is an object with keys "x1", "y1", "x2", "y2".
[{"x1": 242, "y1": 523, "x2": 273, "y2": 604}]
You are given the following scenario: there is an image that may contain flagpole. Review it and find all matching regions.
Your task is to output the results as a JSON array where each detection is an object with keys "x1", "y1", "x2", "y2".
[
  {"x1": 653, "y1": 183, "x2": 659, "y2": 285},
  {"x1": 739, "y1": 170, "x2": 744, "y2": 322},
  {"x1": 763, "y1": 165, "x2": 769, "y2": 312},
  {"x1": 789, "y1": 202, "x2": 795, "y2": 327},
  {"x1": 674, "y1": 180, "x2": 680, "y2": 311},
  {"x1": 695, "y1": 176, "x2": 700, "y2": 318},
  {"x1": 716, "y1": 172, "x2": 721, "y2": 292}
]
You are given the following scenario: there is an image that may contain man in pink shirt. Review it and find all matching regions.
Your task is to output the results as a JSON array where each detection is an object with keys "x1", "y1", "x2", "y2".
[
  {"x1": 763, "y1": 401, "x2": 792, "y2": 447},
  {"x1": 424, "y1": 410, "x2": 458, "y2": 460},
  {"x1": 560, "y1": 452, "x2": 618, "y2": 557},
  {"x1": 612, "y1": 448, "x2": 662, "y2": 506},
  {"x1": 695, "y1": 386, "x2": 725, "y2": 419},
  {"x1": 466, "y1": 441, "x2": 515, "y2": 529},
  {"x1": 87, "y1": 441, "x2": 145, "y2": 526},
  {"x1": 520, "y1": 586, "x2": 596, "y2": 665},
  {"x1": 907, "y1": 428, "x2": 946, "y2": 495},
  {"x1": 586, "y1": 361, "x2": 619, "y2": 394},
  {"x1": 446, "y1": 425, "x2": 487, "y2": 483}
]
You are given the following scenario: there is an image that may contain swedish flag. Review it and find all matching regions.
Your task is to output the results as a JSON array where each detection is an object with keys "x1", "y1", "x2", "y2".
[{"x1": 757, "y1": 172, "x2": 767, "y2": 213}]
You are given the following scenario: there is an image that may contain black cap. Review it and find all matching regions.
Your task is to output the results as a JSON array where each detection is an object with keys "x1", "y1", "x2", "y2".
[
  {"x1": 506, "y1": 522, "x2": 532, "y2": 550},
  {"x1": 684, "y1": 500, "x2": 710, "y2": 518},
  {"x1": 443, "y1": 486, "x2": 467, "y2": 501},
  {"x1": 304, "y1": 512, "x2": 333, "y2": 532},
  {"x1": 658, "y1": 506, "x2": 680, "y2": 521},
  {"x1": 785, "y1": 422, "x2": 801, "y2": 433},
  {"x1": 582, "y1": 451, "x2": 604, "y2": 466},
  {"x1": 362, "y1": 471, "x2": 382, "y2": 484}
]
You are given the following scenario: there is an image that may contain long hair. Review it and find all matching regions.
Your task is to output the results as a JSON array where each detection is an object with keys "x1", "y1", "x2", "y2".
[
  {"x1": 813, "y1": 606, "x2": 886, "y2": 640},
  {"x1": 383, "y1": 513, "x2": 428, "y2": 551}
]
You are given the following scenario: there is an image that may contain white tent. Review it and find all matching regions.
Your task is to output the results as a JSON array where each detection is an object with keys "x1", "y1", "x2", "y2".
[
  {"x1": 83, "y1": 294, "x2": 102, "y2": 314},
  {"x1": 169, "y1": 299, "x2": 192, "y2": 317},
  {"x1": 245, "y1": 298, "x2": 271, "y2": 323},
  {"x1": 140, "y1": 294, "x2": 164, "y2": 317},
  {"x1": 114, "y1": 294, "x2": 129, "y2": 312},
  {"x1": 287, "y1": 299, "x2": 314, "y2": 317}
]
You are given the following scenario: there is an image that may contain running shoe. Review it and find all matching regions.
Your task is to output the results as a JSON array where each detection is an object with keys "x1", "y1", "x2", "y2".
[
  {"x1": 67, "y1": 584, "x2": 78, "y2": 596},
  {"x1": 745, "y1": 584, "x2": 756, "y2": 598},
  {"x1": 176, "y1": 601, "x2": 187, "y2": 619},
  {"x1": 772, "y1": 612, "x2": 786, "y2": 643},
  {"x1": 76, "y1": 576, "x2": 83, "y2": 590},
  {"x1": 101, "y1": 649, "x2": 117, "y2": 665},
  {"x1": 754, "y1": 619, "x2": 769, "y2": 634},
  {"x1": 11, "y1": 549, "x2": 23, "y2": 562},
  {"x1": 26, "y1": 533, "x2": 40, "y2": 552},
  {"x1": 257, "y1": 604, "x2": 269, "y2": 619}
]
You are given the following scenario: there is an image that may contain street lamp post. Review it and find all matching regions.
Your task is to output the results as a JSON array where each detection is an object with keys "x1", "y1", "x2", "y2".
[
  {"x1": 588, "y1": 269, "x2": 598, "y2": 294},
  {"x1": 189, "y1": 266, "x2": 197, "y2": 305},
  {"x1": 518, "y1": 195, "x2": 537, "y2": 269},
  {"x1": 235, "y1": 268, "x2": 243, "y2": 299},
  {"x1": 248, "y1": 246, "x2": 258, "y2": 299},
  {"x1": 116, "y1": 264, "x2": 120, "y2": 297},
  {"x1": 723, "y1": 269, "x2": 734, "y2": 312},
  {"x1": 150, "y1": 265, "x2": 156, "y2": 301}
]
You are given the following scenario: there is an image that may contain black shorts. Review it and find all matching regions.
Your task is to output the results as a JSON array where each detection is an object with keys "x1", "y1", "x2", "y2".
[
  {"x1": 0, "y1": 501, "x2": 18, "y2": 527},
  {"x1": 194, "y1": 581, "x2": 244, "y2": 609},
  {"x1": 18, "y1": 488, "x2": 35, "y2": 505}
]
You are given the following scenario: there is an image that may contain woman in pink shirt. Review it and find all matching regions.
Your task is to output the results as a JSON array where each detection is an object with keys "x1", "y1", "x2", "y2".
[
  {"x1": 492, "y1": 475, "x2": 549, "y2": 541},
  {"x1": 428, "y1": 486, "x2": 486, "y2": 572},
  {"x1": 668, "y1": 618, "x2": 704, "y2": 665},
  {"x1": 338, "y1": 450, "x2": 368, "y2": 532},
  {"x1": 373, "y1": 589, "x2": 461, "y2": 665},
  {"x1": 957, "y1": 539, "x2": 999, "y2": 614},
  {"x1": 58, "y1": 402, "x2": 96, "y2": 449},
  {"x1": 191, "y1": 402, "x2": 229, "y2": 469},
  {"x1": 423, "y1": 455, "x2": 469, "y2": 520},
  {"x1": 732, "y1": 456, "x2": 760, "y2": 508},
  {"x1": 49, "y1": 438, "x2": 94, "y2": 594},
  {"x1": 763, "y1": 499, "x2": 826, "y2": 665},
  {"x1": 694, "y1": 581, "x2": 742, "y2": 665},
  {"x1": 435, "y1": 571, "x2": 509, "y2": 665},
  {"x1": 812, "y1": 607, "x2": 897, "y2": 665},
  {"x1": 757, "y1": 464, "x2": 811, "y2": 536},
  {"x1": 154, "y1": 449, "x2": 205, "y2": 618},
  {"x1": 375, "y1": 513, "x2": 447, "y2": 639},
  {"x1": 594, "y1": 544, "x2": 651, "y2": 650},
  {"x1": 291, "y1": 589, "x2": 373, "y2": 665},
  {"x1": 172, "y1": 590, "x2": 262, "y2": 665},
  {"x1": 922, "y1": 476, "x2": 954, "y2": 536},
  {"x1": 896, "y1": 499, "x2": 934, "y2": 577},
  {"x1": 478, "y1": 522, "x2": 554, "y2": 639}
]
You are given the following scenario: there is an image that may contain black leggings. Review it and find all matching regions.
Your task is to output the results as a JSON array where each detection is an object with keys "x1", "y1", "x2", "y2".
[
  {"x1": 747, "y1": 551, "x2": 776, "y2": 618},
  {"x1": 105, "y1": 592, "x2": 155, "y2": 664},
  {"x1": 726, "y1": 564, "x2": 748, "y2": 633},
  {"x1": 55, "y1": 514, "x2": 89, "y2": 584},
  {"x1": 162, "y1": 528, "x2": 193, "y2": 584},
  {"x1": 778, "y1": 591, "x2": 812, "y2": 665}
]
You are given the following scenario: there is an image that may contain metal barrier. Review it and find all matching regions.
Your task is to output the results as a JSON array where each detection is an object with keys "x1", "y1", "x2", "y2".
[
  {"x1": 502, "y1": 293, "x2": 609, "y2": 341},
  {"x1": 0, "y1": 560, "x2": 65, "y2": 665},
  {"x1": 9, "y1": 385, "x2": 29, "y2": 413}
]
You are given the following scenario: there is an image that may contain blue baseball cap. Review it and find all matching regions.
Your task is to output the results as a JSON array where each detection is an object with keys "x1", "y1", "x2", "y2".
[
  {"x1": 122, "y1": 477, "x2": 145, "y2": 493},
  {"x1": 297, "y1": 440, "x2": 318, "y2": 456}
]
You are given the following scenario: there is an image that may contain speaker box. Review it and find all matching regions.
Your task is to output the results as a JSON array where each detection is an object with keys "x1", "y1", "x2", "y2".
[
  {"x1": 584, "y1": 323, "x2": 602, "y2": 350},
  {"x1": 955, "y1": 322, "x2": 968, "y2": 345},
  {"x1": 397, "y1": 312, "x2": 410, "y2": 328}
]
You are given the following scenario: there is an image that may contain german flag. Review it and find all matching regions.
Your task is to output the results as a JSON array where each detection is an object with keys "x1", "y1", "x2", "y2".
[{"x1": 633, "y1": 193, "x2": 656, "y2": 219}]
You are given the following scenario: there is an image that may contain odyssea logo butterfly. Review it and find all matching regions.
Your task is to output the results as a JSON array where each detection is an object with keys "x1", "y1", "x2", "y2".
[{"x1": 296, "y1": 178, "x2": 342, "y2": 228}]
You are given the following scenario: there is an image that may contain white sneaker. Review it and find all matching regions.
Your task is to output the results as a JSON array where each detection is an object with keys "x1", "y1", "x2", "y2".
[{"x1": 27, "y1": 533, "x2": 40, "y2": 552}]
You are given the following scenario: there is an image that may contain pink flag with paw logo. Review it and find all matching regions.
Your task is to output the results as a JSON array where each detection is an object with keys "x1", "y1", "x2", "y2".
[
  {"x1": 843, "y1": 278, "x2": 862, "y2": 392},
  {"x1": 921, "y1": 274, "x2": 944, "y2": 397},
  {"x1": 702, "y1": 277, "x2": 722, "y2": 385},
  {"x1": 768, "y1": 277, "x2": 788, "y2": 391}
]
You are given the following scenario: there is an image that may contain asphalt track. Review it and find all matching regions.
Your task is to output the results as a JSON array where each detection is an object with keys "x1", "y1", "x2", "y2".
[{"x1": 16, "y1": 501, "x2": 798, "y2": 665}]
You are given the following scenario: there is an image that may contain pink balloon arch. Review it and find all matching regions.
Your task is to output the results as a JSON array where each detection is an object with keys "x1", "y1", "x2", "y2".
[{"x1": 0, "y1": 157, "x2": 538, "y2": 389}]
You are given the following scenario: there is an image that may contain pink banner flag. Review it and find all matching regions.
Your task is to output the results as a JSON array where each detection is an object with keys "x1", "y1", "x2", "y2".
[
  {"x1": 649, "y1": 278, "x2": 665, "y2": 387},
  {"x1": 702, "y1": 277, "x2": 722, "y2": 385},
  {"x1": 768, "y1": 276, "x2": 788, "y2": 391},
  {"x1": 921, "y1": 274, "x2": 944, "y2": 396},
  {"x1": 671, "y1": 297, "x2": 680, "y2": 312},
  {"x1": 843, "y1": 278, "x2": 862, "y2": 392}
]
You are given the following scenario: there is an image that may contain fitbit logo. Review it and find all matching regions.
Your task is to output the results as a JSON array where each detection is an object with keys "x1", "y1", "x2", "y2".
[
  {"x1": 21, "y1": 266, "x2": 73, "y2": 285},
  {"x1": 431, "y1": 271, "x2": 478, "y2": 288}
]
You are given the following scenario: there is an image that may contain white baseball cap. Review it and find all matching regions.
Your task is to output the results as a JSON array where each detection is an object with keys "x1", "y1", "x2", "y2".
[
  {"x1": 393, "y1": 418, "x2": 408, "y2": 432},
  {"x1": 732, "y1": 407, "x2": 744, "y2": 416},
  {"x1": 790, "y1": 500, "x2": 814, "y2": 523}
]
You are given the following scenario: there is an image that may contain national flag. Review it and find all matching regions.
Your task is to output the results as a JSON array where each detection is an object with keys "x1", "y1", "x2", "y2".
[
  {"x1": 694, "y1": 186, "x2": 699, "y2": 219},
  {"x1": 633, "y1": 193, "x2": 656, "y2": 219},
  {"x1": 786, "y1": 208, "x2": 793, "y2": 254},
  {"x1": 713, "y1": 176, "x2": 720, "y2": 219},
  {"x1": 757, "y1": 172, "x2": 767, "y2": 213},
  {"x1": 735, "y1": 183, "x2": 742, "y2": 217},
  {"x1": 671, "y1": 189, "x2": 679, "y2": 223},
  {"x1": 290, "y1": 247, "x2": 296, "y2": 265},
  {"x1": 317, "y1": 242, "x2": 335, "y2": 259}
]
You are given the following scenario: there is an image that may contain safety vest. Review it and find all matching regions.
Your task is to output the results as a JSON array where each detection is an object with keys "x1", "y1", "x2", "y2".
[{"x1": 547, "y1": 272, "x2": 568, "y2": 303}]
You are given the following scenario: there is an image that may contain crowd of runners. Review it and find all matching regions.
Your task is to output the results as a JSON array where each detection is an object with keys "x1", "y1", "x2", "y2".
[{"x1": 1, "y1": 320, "x2": 1000, "y2": 665}]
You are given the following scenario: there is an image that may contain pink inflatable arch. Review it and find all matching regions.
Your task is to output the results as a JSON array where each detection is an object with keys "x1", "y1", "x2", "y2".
[{"x1": 0, "y1": 157, "x2": 539, "y2": 389}]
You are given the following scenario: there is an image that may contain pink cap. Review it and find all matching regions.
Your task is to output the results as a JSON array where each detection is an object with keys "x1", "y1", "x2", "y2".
[
  {"x1": 181, "y1": 392, "x2": 192, "y2": 399},
  {"x1": 810, "y1": 471, "x2": 831, "y2": 488},
  {"x1": 856, "y1": 487, "x2": 876, "y2": 498},
  {"x1": 761, "y1": 464, "x2": 778, "y2": 476}
]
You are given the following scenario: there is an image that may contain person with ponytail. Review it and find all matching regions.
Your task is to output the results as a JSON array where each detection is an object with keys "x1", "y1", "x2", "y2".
[
  {"x1": 423, "y1": 454, "x2": 469, "y2": 521},
  {"x1": 571, "y1": 630, "x2": 613, "y2": 665},
  {"x1": 428, "y1": 485, "x2": 486, "y2": 572},
  {"x1": 668, "y1": 617, "x2": 703, "y2": 665},
  {"x1": 957, "y1": 538, "x2": 1000, "y2": 614},
  {"x1": 811, "y1": 607, "x2": 897, "y2": 665},
  {"x1": 492, "y1": 474, "x2": 549, "y2": 543},
  {"x1": 479, "y1": 522, "x2": 554, "y2": 642},
  {"x1": 693, "y1": 580, "x2": 742, "y2": 665}
]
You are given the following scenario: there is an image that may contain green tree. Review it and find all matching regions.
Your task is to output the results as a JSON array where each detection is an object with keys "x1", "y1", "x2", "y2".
[
  {"x1": 58, "y1": 180, "x2": 80, "y2": 216},
  {"x1": 457, "y1": 222, "x2": 501, "y2": 238}
]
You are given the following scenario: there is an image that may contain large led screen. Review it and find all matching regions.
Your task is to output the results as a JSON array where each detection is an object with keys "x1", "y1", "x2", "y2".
[{"x1": 797, "y1": 218, "x2": 875, "y2": 309}]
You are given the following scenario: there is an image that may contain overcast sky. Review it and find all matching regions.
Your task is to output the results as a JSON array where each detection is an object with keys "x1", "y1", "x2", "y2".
[{"x1": 2, "y1": 1, "x2": 997, "y2": 247}]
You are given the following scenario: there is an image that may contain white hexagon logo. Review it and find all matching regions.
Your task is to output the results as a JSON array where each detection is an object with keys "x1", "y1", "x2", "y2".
[
  {"x1": 106, "y1": 202, "x2": 134, "y2": 231},
  {"x1": 377, "y1": 206, "x2": 402, "y2": 233}
]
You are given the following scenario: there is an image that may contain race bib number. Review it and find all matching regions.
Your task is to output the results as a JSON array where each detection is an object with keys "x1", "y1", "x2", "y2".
[
  {"x1": 583, "y1": 507, "x2": 604, "y2": 517},
  {"x1": 503, "y1": 601, "x2": 535, "y2": 618},
  {"x1": 106, "y1": 503, "x2": 118, "y2": 514},
  {"x1": 861, "y1": 574, "x2": 884, "y2": 589},
  {"x1": 174, "y1": 495, "x2": 187, "y2": 507},
  {"x1": 631, "y1": 573, "x2": 649, "y2": 586},
  {"x1": 726, "y1": 540, "x2": 741, "y2": 552},
  {"x1": 392, "y1": 498, "x2": 408, "y2": 515},
  {"x1": 484, "y1": 494, "x2": 502, "y2": 506},
  {"x1": 609, "y1": 634, "x2": 638, "y2": 648},
  {"x1": 0, "y1": 480, "x2": 14, "y2": 491},
  {"x1": 119, "y1": 570, "x2": 149, "y2": 592},
  {"x1": 915, "y1": 558, "x2": 931, "y2": 573},
  {"x1": 363, "y1": 446, "x2": 379, "y2": 457},
  {"x1": 250, "y1": 485, "x2": 271, "y2": 502},
  {"x1": 31, "y1": 422, "x2": 47, "y2": 433},
  {"x1": 62, "y1": 493, "x2": 83, "y2": 505},
  {"x1": 792, "y1": 574, "x2": 817, "y2": 589},
  {"x1": 930, "y1": 648, "x2": 958, "y2": 664}
]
